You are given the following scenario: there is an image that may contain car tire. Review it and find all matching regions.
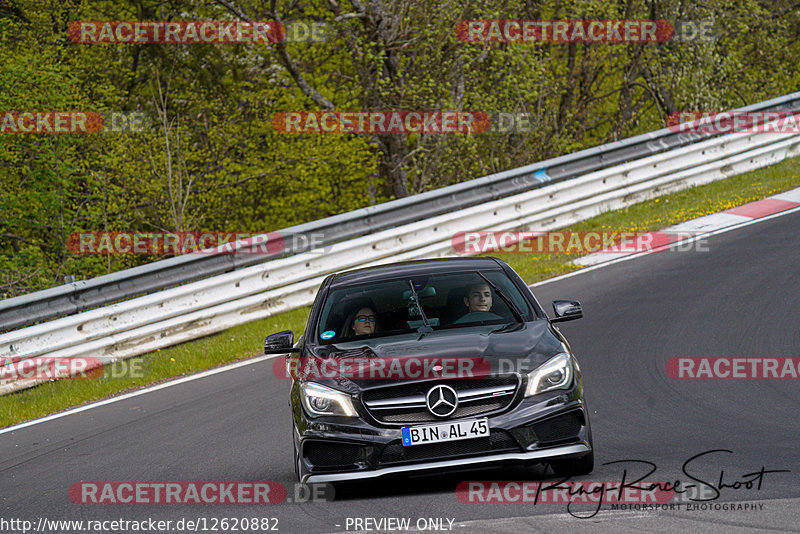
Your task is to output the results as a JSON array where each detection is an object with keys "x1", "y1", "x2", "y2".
[{"x1": 548, "y1": 419, "x2": 594, "y2": 476}]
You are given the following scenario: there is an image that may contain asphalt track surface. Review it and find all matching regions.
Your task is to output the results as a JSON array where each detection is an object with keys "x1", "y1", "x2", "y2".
[{"x1": 1, "y1": 209, "x2": 799, "y2": 533}]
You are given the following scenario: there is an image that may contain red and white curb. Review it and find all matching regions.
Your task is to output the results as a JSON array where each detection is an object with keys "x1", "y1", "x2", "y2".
[{"x1": 574, "y1": 186, "x2": 800, "y2": 266}]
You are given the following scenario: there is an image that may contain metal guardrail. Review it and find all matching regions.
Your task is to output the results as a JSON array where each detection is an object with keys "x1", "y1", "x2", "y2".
[
  {"x1": 3, "y1": 91, "x2": 800, "y2": 331},
  {"x1": 2, "y1": 126, "x2": 799, "y2": 395}
]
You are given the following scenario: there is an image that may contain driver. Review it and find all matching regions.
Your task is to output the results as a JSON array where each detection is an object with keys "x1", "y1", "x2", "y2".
[
  {"x1": 464, "y1": 283, "x2": 492, "y2": 312},
  {"x1": 454, "y1": 283, "x2": 503, "y2": 324}
]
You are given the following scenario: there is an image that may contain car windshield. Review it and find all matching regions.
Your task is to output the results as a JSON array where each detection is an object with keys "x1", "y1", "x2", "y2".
[{"x1": 315, "y1": 270, "x2": 534, "y2": 344}]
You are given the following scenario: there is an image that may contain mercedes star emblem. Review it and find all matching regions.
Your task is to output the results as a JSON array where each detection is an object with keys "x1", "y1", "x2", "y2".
[{"x1": 426, "y1": 384, "x2": 458, "y2": 417}]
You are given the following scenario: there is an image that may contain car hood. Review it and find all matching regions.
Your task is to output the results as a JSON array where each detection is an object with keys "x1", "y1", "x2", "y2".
[{"x1": 301, "y1": 320, "x2": 565, "y2": 391}]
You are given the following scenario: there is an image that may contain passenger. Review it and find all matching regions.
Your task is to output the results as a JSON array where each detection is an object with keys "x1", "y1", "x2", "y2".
[
  {"x1": 343, "y1": 300, "x2": 379, "y2": 337},
  {"x1": 352, "y1": 307, "x2": 377, "y2": 336}
]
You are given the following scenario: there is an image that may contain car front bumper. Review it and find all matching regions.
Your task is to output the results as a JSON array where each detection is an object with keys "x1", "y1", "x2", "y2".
[
  {"x1": 294, "y1": 385, "x2": 592, "y2": 484},
  {"x1": 303, "y1": 442, "x2": 591, "y2": 483}
]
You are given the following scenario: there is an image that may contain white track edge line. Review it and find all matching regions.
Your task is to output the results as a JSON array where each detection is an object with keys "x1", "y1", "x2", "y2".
[{"x1": 0, "y1": 353, "x2": 282, "y2": 435}]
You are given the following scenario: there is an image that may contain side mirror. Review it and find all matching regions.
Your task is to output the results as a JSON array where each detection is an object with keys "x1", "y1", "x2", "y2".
[
  {"x1": 264, "y1": 330, "x2": 300, "y2": 354},
  {"x1": 551, "y1": 300, "x2": 583, "y2": 323}
]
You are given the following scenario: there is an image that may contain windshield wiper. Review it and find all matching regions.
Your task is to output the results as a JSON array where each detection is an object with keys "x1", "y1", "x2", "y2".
[
  {"x1": 477, "y1": 271, "x2": 525, "y2": 324},
  {"x1": 408, "y1": 280, "x2": 434, "y2": 336}
]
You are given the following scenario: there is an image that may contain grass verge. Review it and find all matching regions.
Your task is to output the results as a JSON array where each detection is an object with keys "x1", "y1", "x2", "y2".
[{"x1": 2, "y1": 158, "x2": 799, "y2": 428}]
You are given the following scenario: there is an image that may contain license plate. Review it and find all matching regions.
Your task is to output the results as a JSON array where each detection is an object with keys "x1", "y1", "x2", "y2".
[{"x1": 401, "y1": 418, "x2": 489, "y2": 446}]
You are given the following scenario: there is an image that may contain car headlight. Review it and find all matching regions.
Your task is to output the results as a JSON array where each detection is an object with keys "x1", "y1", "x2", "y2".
[
  {"x1": 299, "y1": 382, "x2": 358, "y2": 417},
  {"x1": 525, "y1": 353, "x2": 573, "y2": 396}
]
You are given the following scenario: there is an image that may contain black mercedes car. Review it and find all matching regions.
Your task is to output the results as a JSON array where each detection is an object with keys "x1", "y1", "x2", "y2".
[{"x1": 264, "y1": 257, "x2": 593, "y2": 483}]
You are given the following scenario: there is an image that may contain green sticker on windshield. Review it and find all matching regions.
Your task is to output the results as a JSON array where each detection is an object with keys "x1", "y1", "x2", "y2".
[{"x1": 321, "y1": 330, "x2": 335, "y2": 340}]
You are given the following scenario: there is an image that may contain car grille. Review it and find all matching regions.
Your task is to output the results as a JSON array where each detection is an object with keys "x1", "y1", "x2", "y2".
[
  {"x1": 362, "y1": 375, "x2": 519, "y2": 424},
  {"x1": 530, "y1": 411, "x2": 584, "y2": 443},
  {"x1": 378, "y1": 429, "x2": 520, "y2": 465},
  {"x1": 304, "y1": 441, "x2": 362, "y2": 468}
]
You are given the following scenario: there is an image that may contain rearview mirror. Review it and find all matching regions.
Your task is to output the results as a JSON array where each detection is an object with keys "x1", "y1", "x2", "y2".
[
  {"x1": 401, "y1": 286, "x2": 436, "y2": 299},
  {"x1": 264, "y1": 330, "x2": 300, "y2": 354},
  {"x1": 551, "y1": 300, "x2": 583, "y2": 323}
]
